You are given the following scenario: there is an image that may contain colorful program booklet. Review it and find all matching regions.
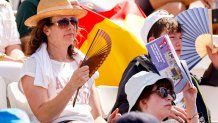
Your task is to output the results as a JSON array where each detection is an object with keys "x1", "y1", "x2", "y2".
[{"x1": 146, "y1": 35, "x2": 193, "y2": 93}]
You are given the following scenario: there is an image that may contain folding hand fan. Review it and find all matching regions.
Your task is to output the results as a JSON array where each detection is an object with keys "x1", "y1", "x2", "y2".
[
  {"x1": 73, "y1": 29, "x2": 112, "y2": 106},
  {"x1": 176, "y1": 7, "x2": 217, "y2": 70}
]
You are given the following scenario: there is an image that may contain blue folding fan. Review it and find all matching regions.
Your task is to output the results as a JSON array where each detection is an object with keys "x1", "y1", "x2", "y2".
[{"x1": 176, "y1": 8, "x2": 215, "y2": 70}]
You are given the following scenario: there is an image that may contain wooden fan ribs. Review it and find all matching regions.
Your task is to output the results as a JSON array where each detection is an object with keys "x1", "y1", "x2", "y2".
[
  {"x1": 73, "y1": 29, "x2": 112, "y2": 107},
  {"x1": 81, "y1": 29, "x2": 112, "y2": 77}
]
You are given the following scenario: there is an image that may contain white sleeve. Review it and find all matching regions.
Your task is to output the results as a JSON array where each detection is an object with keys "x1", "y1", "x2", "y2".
[
  {"x1": 20, "y1": 57, "x2": 36, "y2": 79},
  {"x1": 19, "y1": 57, "x2": 49, "y2": 89},
  {"x1": 2, "y1": 1, "x2": 21, "y2": 46},
  {"x1": 19, "y1": 57, "x2": 36, "y2": 93}
]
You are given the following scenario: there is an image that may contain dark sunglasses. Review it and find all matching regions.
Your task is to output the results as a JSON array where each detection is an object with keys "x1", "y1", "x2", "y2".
[
  {"x1": 51, "y1": 17, "x2": 78, "y2": 29},
  {"x1": 152, "y1": 87, "x2": 176, "y2": 100}
]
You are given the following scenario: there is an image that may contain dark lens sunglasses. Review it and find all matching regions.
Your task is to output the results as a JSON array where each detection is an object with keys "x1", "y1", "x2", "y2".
[
  {"x1": 152, "y1": 87, "x2": 176, "y2": 100},
  {"x1": 52, "y1": 17, "x2": 78, "y2": 29}
]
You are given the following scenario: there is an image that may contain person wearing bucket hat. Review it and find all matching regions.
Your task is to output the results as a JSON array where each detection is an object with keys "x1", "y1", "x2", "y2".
[
  {"x1": 19, "y1": 0, "x2": 117, "y2": 122},
  {"x1": 125, "y1": 71, "x2": 199, "y2": 123},
  {"x1": 111, "y1": 10, "x2": 211, "y2": 122}
]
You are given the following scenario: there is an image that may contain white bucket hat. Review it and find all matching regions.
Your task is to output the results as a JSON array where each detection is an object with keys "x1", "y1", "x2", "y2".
[
  {"x1": 125, "y1": 71, "x2": 174, "y2": 112},
  {"x1": 140, "y1": 10, "x2": 174, "y2": 43}
]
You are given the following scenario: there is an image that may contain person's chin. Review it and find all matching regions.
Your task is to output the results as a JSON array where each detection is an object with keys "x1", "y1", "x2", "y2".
[
  {"x1": 176, "y1": 50, "x2": 181, "y2": 57},
  {"x1": 64, "y1": 37, "x2": 74, "y2": 42},
  {"x1": 164, "y1": 105, "x2": 172, "y2": 110}
]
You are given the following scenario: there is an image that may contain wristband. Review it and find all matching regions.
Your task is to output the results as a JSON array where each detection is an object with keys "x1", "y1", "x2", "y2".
[{"x1": 187, "y1": 113, "x2": 199, "y2": 121}]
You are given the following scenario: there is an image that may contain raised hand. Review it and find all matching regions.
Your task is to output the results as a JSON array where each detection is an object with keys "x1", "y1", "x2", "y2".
[
  {"x1": 200, "y1": 0, "x2": 215, "y2": 8},
  {"x1": 69, "y1": 65, "x2": 89, "y2": 89},
  {"x1": 169, "y1": 106, "x2": 187, "y2": 123},
  {"x1": 107, "y1": 108, "x2": 121, "y2": 123},
  {"x1": 207, "y1": 46, "x2": 218, "y2": 69}
]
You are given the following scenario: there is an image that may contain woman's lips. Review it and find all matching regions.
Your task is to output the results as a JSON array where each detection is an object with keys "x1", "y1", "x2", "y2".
[{"x1": 65, "y1": 33, "x2": 74, "y2": 37}]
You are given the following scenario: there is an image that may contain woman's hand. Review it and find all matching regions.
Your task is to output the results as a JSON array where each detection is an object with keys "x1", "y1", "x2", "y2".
[
  {"x1": 183, "y1": 83, "x2": 197, "y2": 104},
  {"x1": 3, "y1": 55, "x2": 27, "y2": 63},
  {"x1": 107, "y1": 108, "x2": 121, "y2": 123},
  {"x1": 69, "y1": 65, "x2": 89, "y2": 89},
  {"x1": 181, "y1": 84, "x2": 199, "y2": 123},
  {"x1": 169, "y1": 106, "x2": 187, "y2": 123},
  {"x1": 207, "y1": 46, "x2": 218, "y2": 69},
  {"x1": 200, "y1": 0, "x2": 215, "y2": 8}
]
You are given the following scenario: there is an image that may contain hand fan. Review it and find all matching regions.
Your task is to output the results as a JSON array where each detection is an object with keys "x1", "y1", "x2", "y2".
[
  {"x1": 73, "y1": 29, "x2": 112, "y2": 106},
  {"x1": 176, "y1": 8, "x2": 217, "y2": 70}
]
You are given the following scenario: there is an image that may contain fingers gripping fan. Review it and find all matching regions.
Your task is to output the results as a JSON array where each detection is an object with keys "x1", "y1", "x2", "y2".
[
  {"x1": 176, "y1": 8, "x2": 215, "y2": 70},
  {"x1": 73, "y1": 29, "x2": 112, "y2": 106}
]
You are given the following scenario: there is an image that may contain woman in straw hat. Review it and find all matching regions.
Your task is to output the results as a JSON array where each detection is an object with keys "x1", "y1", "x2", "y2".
[{"x1": 19, "y1": 0, "x2": 118, "y2": 122}]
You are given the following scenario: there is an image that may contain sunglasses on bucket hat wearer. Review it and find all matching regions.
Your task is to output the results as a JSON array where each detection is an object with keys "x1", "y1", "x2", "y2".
[
  {"x1": 151, "y1": 87, "x2": 176, "y2": 101},
  {"x1": 50, "y1": 17, "x2": 78, "y2": 29},
  {"x1": 125, "y1": 71, "x2": 175, "y2": 112}
]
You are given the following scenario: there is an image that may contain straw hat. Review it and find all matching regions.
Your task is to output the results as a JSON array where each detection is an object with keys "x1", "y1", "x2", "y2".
[{"x1": 25, "y1": 0, "x2": 87, "y2": 27}]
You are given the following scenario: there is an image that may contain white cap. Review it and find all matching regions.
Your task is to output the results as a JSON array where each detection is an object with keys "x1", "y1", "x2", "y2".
[
  {"x1": 140, "y1": 10, "x2": 174, "y2": 43},
  {"x1": 125, "y1": 71, "x2": 174, "y2": 112}
]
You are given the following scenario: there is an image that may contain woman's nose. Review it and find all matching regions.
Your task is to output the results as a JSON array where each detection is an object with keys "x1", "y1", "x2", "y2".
[
  {"x1": 67, "y1": 24, "x2": 77, "y2": 31},
  {"x1": 167, "y1": 94, "x2": 174, "y2": 101}
]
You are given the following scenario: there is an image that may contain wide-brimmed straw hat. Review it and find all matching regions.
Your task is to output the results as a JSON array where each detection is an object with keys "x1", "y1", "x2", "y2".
[{"x1": 25, "y1": 0, "x2": 87, "y2": 27}]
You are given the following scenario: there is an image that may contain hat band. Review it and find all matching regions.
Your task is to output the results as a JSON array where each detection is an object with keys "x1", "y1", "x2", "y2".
[{"x1": 38, "y1": 4, "x2": 73, "y2": 14}]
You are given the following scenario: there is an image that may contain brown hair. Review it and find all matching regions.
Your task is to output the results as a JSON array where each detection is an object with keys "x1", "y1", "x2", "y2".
[
  {"x1": 130, "y1": 78, "x2": 173, "y2": 111},
  {"x1": 26, "y1": 17, "x2": 78, "y2": 58},
  {"x1": 147, "y1": 17, "x2": 181, "y2": 41}
]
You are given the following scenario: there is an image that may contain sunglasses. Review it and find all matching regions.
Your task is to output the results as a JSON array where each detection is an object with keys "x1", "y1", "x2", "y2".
[
  {"x1": 152, "y1": 87, "x2": 176, "y2": 100},
  {"x1": 51, "y1": 17, "x2": 78, "y2": 29}
]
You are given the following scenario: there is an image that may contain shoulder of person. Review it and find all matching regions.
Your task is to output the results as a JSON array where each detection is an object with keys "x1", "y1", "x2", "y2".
[
  {"x1": 23, "y1": 57, "x2": 37, "y2": 67},
  {"x1": 72, "y1": 48, "x2": 85, "y2": 62},
  {"x1": 22, "y1": 0, "x2": 39, "y2": 7},
  {"x1": 0, "y1": 1, "x2": 11, "y2": 9}
]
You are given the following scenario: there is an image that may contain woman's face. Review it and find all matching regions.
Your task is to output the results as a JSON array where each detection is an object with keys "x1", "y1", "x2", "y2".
[
  {"x1": 160, "y1": 31, "x2": 182, "y2": 57},
  {"x1": 141, "y1": 86, "x2": 174, "y2": 121},
  {"x1": 44, "y1": 16, "x2": 78, "y2": 47}
]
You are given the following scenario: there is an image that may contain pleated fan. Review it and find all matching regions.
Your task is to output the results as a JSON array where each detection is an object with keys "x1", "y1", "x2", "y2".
[
  {"x1": 73, "y1": 29, "x2": 112, "y2": 106},
  {"x1": 80, "y1": 29, "x2": 112, "y2": 77},
  {"x1": 176, "y1": 7, "x2": 217, "y2": 70}
]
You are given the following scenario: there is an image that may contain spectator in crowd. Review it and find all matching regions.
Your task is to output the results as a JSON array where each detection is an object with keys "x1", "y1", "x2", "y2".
[
  {"x1": 200, "y1": 0, "x2": 218, "y2": 86},
  {"x1": 135, "y1": 0, "x2": 218, "y2": 16},
  {"x1": 0, "y1": 0, "x2": 25, "y2": 62},
  {"x1": 0, "y1": 0, "x2": 25, "y2": 109},
  {"x1": 125, "y1": 71, "x2": 199, "y2": 123},
  {"x1": 15, "y1": 0, "x2": 101, "y2": 55},
  {"x1": 135, "y1": 0, "x2": 197, "y2": 16},
  {"x1": 19, "y1": 0, "x2": 119, "y2": 122},
  {"x1": 111, "y1": 10, "x2": 211, "y2": 122},
  {"x1": 16, "y1": 0, "x2": 39, "y2": 54},
  {"x1": 200, "y1": 46, "x2": 218, "y2": 86}
]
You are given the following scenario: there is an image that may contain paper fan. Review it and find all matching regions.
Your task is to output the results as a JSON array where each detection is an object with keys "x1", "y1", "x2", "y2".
[
  {"x1": 73, "y1": 29, "x2": 112, "y2": 106},
  {"x1": 176, "y1": 8, "x2": 216, "y2": 70},
  {"x1": 195, "y1": 34, "x2": 213, "y2": 57}
]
